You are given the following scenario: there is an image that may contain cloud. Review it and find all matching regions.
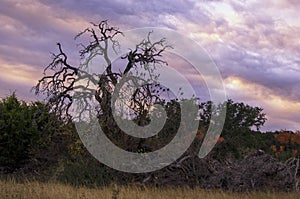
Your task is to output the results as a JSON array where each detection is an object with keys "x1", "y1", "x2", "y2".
[
  {"x1": 39, "y1": 0, "x2": 198, "y2": 29},
  {"x1": 209, "y1": 42, "x2": 300, "y2": 102},
  {"x1": 0, "y1": 0, "x2": 299, "y2": 130},
  {"x1": 225, "y1": 76, "x2": 300, "y2": 131},
  {"x1": 0, "y1": 60, "x2": 42, "y2": 102},
  {"x1": 185, "y1": 0, "x2": 300, "y2": 105},
  {"x1": 0, "y1": 61, "x2": 40, "y2": 85}
]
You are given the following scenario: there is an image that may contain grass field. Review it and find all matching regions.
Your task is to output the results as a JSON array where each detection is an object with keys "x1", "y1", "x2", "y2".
[{"x1": 0, "y1": 180, "x2": 300, "y2": 199}]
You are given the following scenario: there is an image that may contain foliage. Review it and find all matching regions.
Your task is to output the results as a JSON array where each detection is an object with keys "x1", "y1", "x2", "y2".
[
  {"x1": 199, "y1": 99, "x2": 266, "y2": 132},
  {"x1": 55, "y1": 157, "x2": 118, "y2": 187},
  {"x1": 270, "y1": 130, "x2": 300, "y2": 160},
  {"x1": 198, "y1": 99, "x2": 269, "y2": 160},
  {"x1": 0, "y1": 93, "x2": 67, "y2": 172},
  {"x1": 0, "y1": 93, "x2": 41, "y2": 170},
  {"x1": 3, "y1": 20, "x2": 297, "y2": 190},
  {"x1": 0, "y1": 94, "x2": 299, "y2": 189},
  {"x1": 224, "y1": 99, "x2": 266, "y2": 131}
]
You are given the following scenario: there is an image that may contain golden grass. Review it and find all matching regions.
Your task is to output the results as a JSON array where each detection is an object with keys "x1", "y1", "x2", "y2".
[{"x1": 0, "y1": 179, "x2": 299, "y2": 199}]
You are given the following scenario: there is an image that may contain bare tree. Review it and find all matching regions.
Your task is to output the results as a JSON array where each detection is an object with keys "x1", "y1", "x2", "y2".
[
  {"x1": 35, "y1": 20, "x2": 171, "y2": 120},
  {"x1": 34, "y1": 20, "x2": 176, "y2": 152}
]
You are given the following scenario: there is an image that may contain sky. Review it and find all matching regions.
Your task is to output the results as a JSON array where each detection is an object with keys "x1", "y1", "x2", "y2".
[{"x1": 0, "y1": 0, "x2": 299, "y2": 131}]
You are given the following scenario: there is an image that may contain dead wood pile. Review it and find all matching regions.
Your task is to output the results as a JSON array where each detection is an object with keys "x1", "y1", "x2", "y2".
[{"x1": 139, "y1": 150, "x2": 299, "y2": 192}]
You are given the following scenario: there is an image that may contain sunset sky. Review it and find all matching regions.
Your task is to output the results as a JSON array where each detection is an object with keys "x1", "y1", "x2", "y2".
[{"x1": 0, "y1": 0, "x2": 299, "y2": 131}]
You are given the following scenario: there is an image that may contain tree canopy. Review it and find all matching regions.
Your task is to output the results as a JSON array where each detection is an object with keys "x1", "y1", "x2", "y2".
[{"x1": 0, "y1": 93, "x2": 62, "y2": 171}]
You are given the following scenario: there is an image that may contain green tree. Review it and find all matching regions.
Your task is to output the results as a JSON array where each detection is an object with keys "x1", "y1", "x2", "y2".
[
  {"x1": 199, "y1": 99, "x2": 267, "y2": 160},
  {"x1": 0, "y1": 93, "x2": 41, "y2": 170},
  {"x1": 0, "y1": 93, "x2": 66, "y2": 172},
  {"x1": 199, "y1": 99, "x2": 266, "y2": 132},
  {"x1": 224, "y1": 99, "x2": 266, "y2": 132}
]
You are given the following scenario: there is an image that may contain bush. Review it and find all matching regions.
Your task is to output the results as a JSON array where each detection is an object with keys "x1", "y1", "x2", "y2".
[
  {"x1": 0, "y1": 93, "x2": 41, "y2": 170},
  {"x1": 56, "y1": 157, "x2": 118, "y2": 187},
  {"x1": 0, "y1": 93, "x2": 63, "y2": 171}
]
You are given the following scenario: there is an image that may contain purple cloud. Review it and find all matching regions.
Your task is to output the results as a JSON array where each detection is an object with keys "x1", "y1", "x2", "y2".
[{"x1": 0, "y1": 0, "x2": 299, "y2": 131}]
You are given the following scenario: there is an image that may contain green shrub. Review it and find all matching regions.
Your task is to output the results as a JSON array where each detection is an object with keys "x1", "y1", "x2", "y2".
[
  {"x1": 55, "y1": 157, "x2": 118, "y2": 187},
  {"x1": 0, "y1": 93, "x2": 62, "y2": 171},
  {"x1": 0, "y1": 93, "x2": 41, "y2": 170}
]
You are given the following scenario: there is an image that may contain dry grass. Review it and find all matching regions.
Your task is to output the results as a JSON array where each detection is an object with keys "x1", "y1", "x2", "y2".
[{"x1": 0, "y1": 179, "x2": 299, "y2": 199}]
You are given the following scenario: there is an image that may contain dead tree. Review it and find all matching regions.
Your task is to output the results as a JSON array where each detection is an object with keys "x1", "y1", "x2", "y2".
[{"x1": 34, "y1": 20, "x2": 174, "y2": 151}]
